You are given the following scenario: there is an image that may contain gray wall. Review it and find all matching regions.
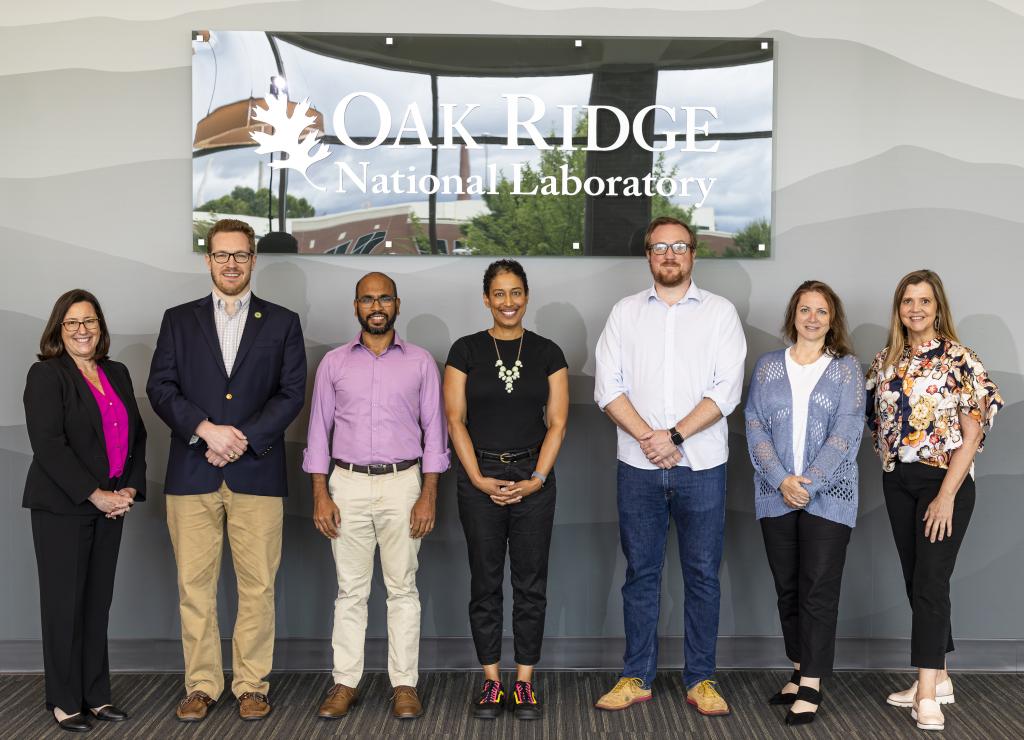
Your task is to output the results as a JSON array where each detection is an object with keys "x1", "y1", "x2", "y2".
[{"x1": 2, "y1": 1, "x2": 1022, "y2": 671}]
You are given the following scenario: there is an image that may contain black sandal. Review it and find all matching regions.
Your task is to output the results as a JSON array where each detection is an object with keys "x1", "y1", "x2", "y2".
[
  {"x1": 767, "y1": 670, "x2": 800, "y2": 705},
  {"x1": 784, "y1": 685, "x2": 822, "y2": 725}
]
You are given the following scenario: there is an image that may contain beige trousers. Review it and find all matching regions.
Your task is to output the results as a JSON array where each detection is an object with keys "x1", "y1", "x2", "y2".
[
  {"x1": 166, "y1": 482, "x2": 283, "y2": 698},
  {"x1": 329, "y1": 465, "x2": 422, "y2": 687}
]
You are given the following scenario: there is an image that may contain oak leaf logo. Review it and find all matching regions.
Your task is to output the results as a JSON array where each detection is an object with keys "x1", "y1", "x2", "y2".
[{"x1": 251, "y1": 93, "x2": 330, "y2": 190}]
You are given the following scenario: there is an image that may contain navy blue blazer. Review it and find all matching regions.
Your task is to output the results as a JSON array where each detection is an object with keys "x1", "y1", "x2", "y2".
[
  {"x1": 23, "y1": 352, "x2": 147, "y2": 515},
  {"x1": 146, "y1": 294, "x2": 306, "y2": 497}
]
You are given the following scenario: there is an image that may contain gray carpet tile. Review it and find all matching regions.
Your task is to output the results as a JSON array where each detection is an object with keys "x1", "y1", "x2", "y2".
[{"x1": 0, "y1": 671, "x2": 1021, "y2": 738}]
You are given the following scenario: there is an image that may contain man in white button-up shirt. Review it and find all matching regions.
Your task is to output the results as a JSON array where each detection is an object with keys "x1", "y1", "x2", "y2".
[{"x1": 593, "y1": 217, "x2": 746, "y2": 716}]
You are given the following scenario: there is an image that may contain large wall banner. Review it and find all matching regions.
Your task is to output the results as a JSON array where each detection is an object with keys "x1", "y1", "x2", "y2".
[{"x1": 191, "y1": 32, "x2": 775, "y2": 257}]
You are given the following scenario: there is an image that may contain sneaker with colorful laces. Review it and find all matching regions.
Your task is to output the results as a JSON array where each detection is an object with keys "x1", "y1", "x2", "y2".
[
  {"x1": 472, "y1": 679, "x2": 505, "y2": 719},
  {"x1": 511, "y1": 680, "x2": 541, "y2": 720},
  {"x1": 595, "y1": 677, "x2": 652, "y2": 711},
  {"x1": 686, "y1": 679, "x2": 730, "y2": 716}
]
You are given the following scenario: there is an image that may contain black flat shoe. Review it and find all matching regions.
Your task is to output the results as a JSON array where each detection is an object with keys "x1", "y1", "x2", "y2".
[
  {"x1": 784, "y1": 685, "x2": 822, "y2": 726},
  {"x1": 91, "y1": 705, "x2": 128, "y2": 722},
  {"x1": 54, "y1": 712, "x2": 92, "y2": 732},
  {"x1": 767, "y1": 670, "x2": 800, "y2": 705}
]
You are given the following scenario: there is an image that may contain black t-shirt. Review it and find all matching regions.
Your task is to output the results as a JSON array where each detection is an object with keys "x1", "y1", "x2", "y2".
[{"x1": 446, "y1": 329, "x2": 567, "y2": 451}]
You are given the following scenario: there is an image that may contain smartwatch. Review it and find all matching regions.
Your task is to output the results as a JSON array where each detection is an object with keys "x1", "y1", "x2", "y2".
[{"x1": 668, "y1": 427, "x2": 684, "y2": 446}]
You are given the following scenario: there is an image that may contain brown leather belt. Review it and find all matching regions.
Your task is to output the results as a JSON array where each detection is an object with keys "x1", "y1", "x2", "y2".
[
  {"x1": 333, "y1": 458, "x2": 418, "y2": 475},
  {"x1": 476, "y1": 447, "x2": 540, "y2": 464}
]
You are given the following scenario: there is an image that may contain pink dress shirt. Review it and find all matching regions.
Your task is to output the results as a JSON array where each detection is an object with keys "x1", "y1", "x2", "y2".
[
  {"x1": 302, "y1": 333, "x2": 450, "y2": 474},
  {"x1": 83, "y1": 366, "x2": 130, "y2": 478}
]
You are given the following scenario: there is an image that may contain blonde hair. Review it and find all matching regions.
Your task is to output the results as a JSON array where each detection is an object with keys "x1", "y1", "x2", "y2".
[{"x1": 881, "y1": 269, "x2": 960, "y2": 370}]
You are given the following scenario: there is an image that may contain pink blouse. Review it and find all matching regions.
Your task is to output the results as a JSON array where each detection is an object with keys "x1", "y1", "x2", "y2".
[{"x1": 82, "y1": 366, "x2": 130, "y2": 478}]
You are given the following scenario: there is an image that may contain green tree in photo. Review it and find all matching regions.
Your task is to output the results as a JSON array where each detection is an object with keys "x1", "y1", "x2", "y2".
[
  {"x1": 464, "y1": 118, "x2": 698, "y2": 256},
  {"x1": 727, "y1": 217, "x2": 771, "y2": 258},
  {"x1": 197, "y1": 186, "x2": 316, "y2": 219}
]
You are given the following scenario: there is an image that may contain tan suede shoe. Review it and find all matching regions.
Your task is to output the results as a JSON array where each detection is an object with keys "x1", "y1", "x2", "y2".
[
  {"x1": 595, "y1": 677, "x2": 652, "y2": 711},
  {"x1": 238, "y1": 692, "x2": 272, "y2": 721},
  {"x1": 391, "y1": 685, "x2": 423, "y2": 719},
  {"x1": 175, "y1": 691, "x2": 215, "y2": 722},
  {"x1": 318, "y1": 684, "x2": 358, "y2": 719},
  {"x1": 686, "y1": 679, "x2": 730, "y2": 716}
]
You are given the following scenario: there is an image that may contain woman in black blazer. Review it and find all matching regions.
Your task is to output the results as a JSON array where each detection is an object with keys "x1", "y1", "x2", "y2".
[{"x1": 23, "y1": 289, "x2": 147, "y2": 732}]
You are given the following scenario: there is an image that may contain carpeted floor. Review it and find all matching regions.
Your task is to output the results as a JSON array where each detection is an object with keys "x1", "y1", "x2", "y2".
[{"x1": 1, "y1": 670, "x2": 1021, "y2": 738}]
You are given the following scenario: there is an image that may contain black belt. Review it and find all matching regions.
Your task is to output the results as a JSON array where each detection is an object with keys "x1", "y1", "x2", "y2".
[
  {"x1": 333, "y1": 458, "x2": 418, "y2": 475},
  {"x1": 476, "y1": 447, "x2": 540, "y2": 464}
]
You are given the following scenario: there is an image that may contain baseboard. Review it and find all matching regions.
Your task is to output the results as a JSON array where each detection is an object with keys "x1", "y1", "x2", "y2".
[{"x1": 2, "y1": 637, "x2": 1021, "y2": 673}]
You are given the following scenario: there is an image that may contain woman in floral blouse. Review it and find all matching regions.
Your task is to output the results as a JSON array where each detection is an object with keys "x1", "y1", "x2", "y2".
[{"x1": 866, "y1": 269, "x2": 1003, "y2": 732}]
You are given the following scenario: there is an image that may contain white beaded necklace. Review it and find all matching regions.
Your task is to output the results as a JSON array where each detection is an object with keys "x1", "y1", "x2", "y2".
[{"x1": 492, "y1": 331, "x2": 524, "y2": 394}]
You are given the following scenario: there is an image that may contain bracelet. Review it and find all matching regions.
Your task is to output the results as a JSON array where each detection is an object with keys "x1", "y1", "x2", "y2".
[{"x1": 531, "y1": 471, "x2": 547, "y2": 485}]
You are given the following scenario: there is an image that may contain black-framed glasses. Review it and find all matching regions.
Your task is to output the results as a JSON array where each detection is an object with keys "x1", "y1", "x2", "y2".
[
  {"x1": 62, "y1": 318, "x2": 100, "y2": 332},
  {"x1": 210, "y1": 251, "x2": 254, "y2": 264},
  {"x1": 647, "y1": 241, "x2": 691, "y2": 255},
  {"x1": 357, "y1": 294, "x2": 396, "y2": 307}
]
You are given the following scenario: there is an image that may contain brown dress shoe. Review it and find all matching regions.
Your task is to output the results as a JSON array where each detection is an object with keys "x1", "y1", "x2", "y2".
[
  {"x1": 176, "y1": 691, "x2": 215, "y2": 722},
  {"x1": 238, "y1": 692, "x2": 272, "y2": 721},
  {"x1": 391, "y1": 685, "x2": 423, "y2": 719},
  {"x1": 318, "y1": 684, "x2": 358, "y2": 719}
]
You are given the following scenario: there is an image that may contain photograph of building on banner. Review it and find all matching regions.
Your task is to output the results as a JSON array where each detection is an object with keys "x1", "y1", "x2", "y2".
[{"x1": 191, "y1": 32, "x2": 774, "y2": 257}]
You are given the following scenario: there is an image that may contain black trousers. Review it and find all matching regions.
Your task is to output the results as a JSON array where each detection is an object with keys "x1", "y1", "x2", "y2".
[
  {"x1": 760, "y1": 510, "x2": 851, "y2": 678},
  {"x1": 31, "y1": 509, "x2": 124, "y2": 713},
  {"x1": 457, "y1": 452, "x2": 556, "y2": 666},
  {"x1": 883, "y1": 462, "x2": 975, "y2": 669}
]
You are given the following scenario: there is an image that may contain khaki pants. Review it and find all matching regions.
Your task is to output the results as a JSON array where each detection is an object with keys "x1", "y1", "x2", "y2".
[
  {"x1": 329, "y1": 465, "x2": 422, "y2": 687},
  {"x1": 166, "y1": 482, "x2": 283, "y2": 698}
]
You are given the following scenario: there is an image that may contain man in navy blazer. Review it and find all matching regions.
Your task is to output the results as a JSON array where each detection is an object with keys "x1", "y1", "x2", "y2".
[{"x1": 147, "y1": 218, "x2": 306, "y2": 723}]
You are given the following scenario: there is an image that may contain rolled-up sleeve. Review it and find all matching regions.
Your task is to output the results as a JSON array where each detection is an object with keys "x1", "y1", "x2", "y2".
[
  {"x1": 594, "y1": 303, "x2": 626, "y2": 410},
  {"x1": 704, "y1": 302, "x2": 746, "y2": 417},
  {"x1": 419, "y1": 357, "x2": 450, "y2": 474},
  {"x1": 302, "y1": 355, "x2": 336, "y2": 475}
]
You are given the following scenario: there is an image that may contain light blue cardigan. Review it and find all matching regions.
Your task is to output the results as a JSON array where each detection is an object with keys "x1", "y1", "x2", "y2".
[{"x1": 744, "y1": 350, "x2": 864, "y2": 528}]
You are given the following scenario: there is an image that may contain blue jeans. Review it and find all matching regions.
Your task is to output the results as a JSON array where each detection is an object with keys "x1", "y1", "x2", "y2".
[{"x1": 617, "y1": 460, "x2": 727, "y2": 689}]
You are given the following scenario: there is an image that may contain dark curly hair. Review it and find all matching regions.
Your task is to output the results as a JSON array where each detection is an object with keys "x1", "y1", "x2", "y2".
[{"x1": 483, "y1": 259, "x2": 529, "y2": 295}]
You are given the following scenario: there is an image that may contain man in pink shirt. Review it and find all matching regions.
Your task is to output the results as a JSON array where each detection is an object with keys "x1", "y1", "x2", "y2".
[{"x1": 303, "y1": 272, "x2": 450, "y2": 721}]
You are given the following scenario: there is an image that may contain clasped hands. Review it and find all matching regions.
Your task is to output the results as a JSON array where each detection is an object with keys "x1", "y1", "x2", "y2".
[
  {"x1": 780, "y1": 475, "x2": 811, "y2": 508},
  {"x1": 89, "y1": 487, "x2": 137, "y2": 519},
  {"x1": 198, "y1": 421, "x2": 248, "y2": 467},
  {"x1": 639, "y1": 429, "x2": 681, "y2": 469},
  {"x1": 473, "y1": 476, "x2": 542, "y2": 506}
]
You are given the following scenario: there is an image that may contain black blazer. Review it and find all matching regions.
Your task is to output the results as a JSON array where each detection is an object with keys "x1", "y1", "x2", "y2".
[
  {"x1": 146, "y1": 294, "x2": 306, "y2": 497},
  {"x1": 23, "y1": 353, "x2": 147, "y2": 515}
]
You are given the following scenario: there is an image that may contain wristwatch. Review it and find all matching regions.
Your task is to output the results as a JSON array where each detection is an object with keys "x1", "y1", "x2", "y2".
[{"x1": 668, "y1": 427, "x2": 684, "y2": 446}]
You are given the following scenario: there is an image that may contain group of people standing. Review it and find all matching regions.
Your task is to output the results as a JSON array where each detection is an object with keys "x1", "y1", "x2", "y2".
[{"x1": 22, "y1": 216, "x2": 1002, "y2": 733}]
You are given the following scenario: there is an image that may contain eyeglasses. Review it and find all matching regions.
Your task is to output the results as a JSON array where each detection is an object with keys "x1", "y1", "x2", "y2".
[
  {"x1": 210, "y1": 251, "x2": 254, "y2": 264},
  {"x1": 357, "y1": 295, "x2": 396, "y2": 307},
  {"x1": 647, "y1": 241, "x2": 691, "y2": 255},
  {"x1": 62, "y1": 318, "x2": 100, "y2": 332}
]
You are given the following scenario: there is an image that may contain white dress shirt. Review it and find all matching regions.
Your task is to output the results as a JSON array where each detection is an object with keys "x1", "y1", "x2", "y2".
[
  {"x1": 212, "y1": 290, "x2": 250, "y2": 375},
  {"x1": 594, "y1": 281, "x2": 747, "y2": 470}
]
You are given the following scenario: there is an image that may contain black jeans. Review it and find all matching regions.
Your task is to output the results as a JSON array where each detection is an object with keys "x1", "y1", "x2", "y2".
[
  {"x1": 457, "y1": 452, "x2": 556, "y2": 666},
  {"x1": 883, "y1": 462, "x2": 975, "y2": 669},
  {"x1": 760, "y1": 511, "x2": 851, "y2": 678},
  {"x1": 31, "y1": 510, "x2": 124, "y2": 713}
]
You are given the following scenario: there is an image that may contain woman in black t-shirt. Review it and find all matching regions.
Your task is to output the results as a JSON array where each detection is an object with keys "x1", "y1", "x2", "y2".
[{"x1": 444, "y1": 259, "x2": 569, "y2": 721}]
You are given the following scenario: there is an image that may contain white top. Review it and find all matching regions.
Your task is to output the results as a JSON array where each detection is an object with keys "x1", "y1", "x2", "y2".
[
  {"x1": 594, "y1": 281, "x2": 747, "y2": 471},
  {"x1": 785, "y1": 347, "x2": 833, "y2": 475},
  {"x1": 212, "y1": 289, "x2": 251, "y2": 375}
]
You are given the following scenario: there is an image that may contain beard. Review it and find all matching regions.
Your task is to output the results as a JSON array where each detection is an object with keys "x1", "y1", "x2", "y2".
[
  {"x1": 359, "y1": 311, "x2": 397, "y2": 335},
  {"x1": 650, "y1": 262, "x2": 686, "y2": 288},
  {"x1": 211, "y1": 268, "x2": 252, "y2": 297}
]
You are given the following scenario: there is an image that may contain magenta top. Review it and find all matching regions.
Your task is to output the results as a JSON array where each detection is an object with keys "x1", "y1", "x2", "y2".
[
  {"x1": 302, "y1": 333, "x2": 450, "y2": 475},
  {"x1": 83, "y1": 366, "x2": 130, "y2": 478}
]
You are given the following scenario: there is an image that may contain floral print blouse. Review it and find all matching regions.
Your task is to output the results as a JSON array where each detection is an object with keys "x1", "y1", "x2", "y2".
[{"x1": 866, "y1": 337, "x2": 1003, "y2": 472}]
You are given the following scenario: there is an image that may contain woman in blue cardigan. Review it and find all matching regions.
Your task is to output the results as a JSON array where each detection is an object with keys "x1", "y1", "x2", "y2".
[{"x1": 744, "y1": 280, "x2": 863, "y2": 726}]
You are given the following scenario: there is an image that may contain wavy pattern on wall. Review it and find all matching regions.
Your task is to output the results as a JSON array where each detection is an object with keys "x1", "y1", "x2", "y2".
[{"x1": 1, "y1": 0, "x2": 1020, "y2": 648}]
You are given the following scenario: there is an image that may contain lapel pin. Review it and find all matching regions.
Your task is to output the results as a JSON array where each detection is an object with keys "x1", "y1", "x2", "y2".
[{"x1": 254, "y1": 311, "x2": 262, "y2": 319}]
